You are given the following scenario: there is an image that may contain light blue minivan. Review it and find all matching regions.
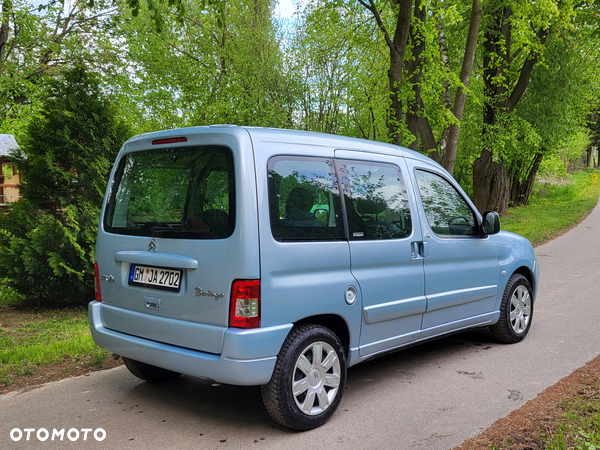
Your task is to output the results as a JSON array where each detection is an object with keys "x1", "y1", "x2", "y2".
[{"x1": 89, "y1": 125, "x2": 539, "y2": 430}]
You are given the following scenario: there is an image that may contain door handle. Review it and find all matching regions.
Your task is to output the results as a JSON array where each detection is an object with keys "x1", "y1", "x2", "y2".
[
  {"x1": 411, "y1": 241, "x2": 429, "y2": 259},
  {"x1": 144, "y1": 296, "x2": 162, "y2": 311},
  {"x1": 420, "y1": 240, "x2": 429, "y2": 258}
]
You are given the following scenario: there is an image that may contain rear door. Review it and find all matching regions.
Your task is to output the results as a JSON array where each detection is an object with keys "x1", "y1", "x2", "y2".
[
  {"x1": 95, "y1": 129, "x2": 259, "y2": 354},
  {"x1": 256, "y1": 149, "x2": 358, "y2": 334},
  {"x1": 335, "y1": 151, "x2": 426, "y2": 358}
]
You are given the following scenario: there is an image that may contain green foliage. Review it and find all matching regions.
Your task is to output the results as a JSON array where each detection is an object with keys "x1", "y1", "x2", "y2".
[
  {"x1": 539, "y1": 154, "x2": 568, "y2": 178},
  {"x1": 289, "y1": 0, "x2": 389, "y2": 139},
  {"x1": 1, "y1": 162, "x2": 15, "y2": 179},
  {"x1": 0, "y1": 66, "x2": 129, "y2": 306},
  {"x1": 0, "y1": 278, "x2": 23, "y2": 306},
  {"x1": 502, "y1": 170, "x2": 600, "y2": 245},
  {"x1": 115, "y1": 0, "x2": 293, "y2": 134},
  {"x1": 0, "y1": 0, "x2": 121, "y2": 140},
  {"x1": 0, "y1": 201, "x2": 100, "y2": 304},
  {"x1": 12, "y1": 67, "x2": 128, "y2": 211},
  {"x1": 557, "y1": 129, "x2": 592, "y2": 174}
]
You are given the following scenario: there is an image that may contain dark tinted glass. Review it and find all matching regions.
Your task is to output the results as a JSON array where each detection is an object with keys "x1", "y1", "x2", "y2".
[
  {"x1": 268, "y1": 157, "x2": 345, "y2": 241},
  {"x1": 105, "y1": 146, "x2": 235, "y2": 239},
  {"x1": 338, "y1": 161, "x2": 412, "y2": 240}
]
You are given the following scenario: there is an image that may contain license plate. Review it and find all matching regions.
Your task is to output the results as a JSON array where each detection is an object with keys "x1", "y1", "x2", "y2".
[{"x1": 128, "y1": 265, "x2": 182, "y2": 292}]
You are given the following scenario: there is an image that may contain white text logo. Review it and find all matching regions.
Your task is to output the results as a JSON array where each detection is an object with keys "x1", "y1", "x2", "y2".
[{"x1": 10, "y1": 428, "x2": 106, "y2": 442}]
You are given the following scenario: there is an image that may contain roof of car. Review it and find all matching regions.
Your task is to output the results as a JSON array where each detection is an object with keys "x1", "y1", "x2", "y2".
[{"x1": 124, "y1": 125, "x2": 437, "y2": 166}]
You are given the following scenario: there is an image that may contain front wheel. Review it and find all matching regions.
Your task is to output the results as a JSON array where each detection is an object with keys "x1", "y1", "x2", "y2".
[
  {"x1": 261, "y1": 324, "x2": 347, "y2": 431},
  {"x1": 490, "y1": 274, "x2": 533, "y2": 343}
]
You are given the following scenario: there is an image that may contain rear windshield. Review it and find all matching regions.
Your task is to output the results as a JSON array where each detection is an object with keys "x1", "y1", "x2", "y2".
[{"x1": 104, "y1": 146, "x2": 235, "y2": 239}]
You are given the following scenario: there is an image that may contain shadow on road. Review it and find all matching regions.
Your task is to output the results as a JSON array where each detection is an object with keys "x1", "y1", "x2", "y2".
[{"x1": 117, "y1": 328, "x2": 499, "y2": 433}]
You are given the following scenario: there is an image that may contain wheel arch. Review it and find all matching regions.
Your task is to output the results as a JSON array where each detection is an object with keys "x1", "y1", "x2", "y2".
[
  {"x1": 512, "y1": 266, "x2": 536, "y2": 300},
  {"x1": 294, "y1": 314, "x2": 350, "y2": 355}
]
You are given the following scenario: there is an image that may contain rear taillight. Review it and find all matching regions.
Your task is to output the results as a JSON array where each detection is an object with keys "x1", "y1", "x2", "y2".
[
  {"x1": 230, "y1": 280, "x2": 260, "y2": 328},
  {"x1": 94, "y1": 263, "x2": 102, "y2": 302}
]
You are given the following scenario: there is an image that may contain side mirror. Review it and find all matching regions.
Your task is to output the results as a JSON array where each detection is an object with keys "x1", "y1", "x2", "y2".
[{"x1": 481, "y1": 211, "x2": 500, "y2": 236}]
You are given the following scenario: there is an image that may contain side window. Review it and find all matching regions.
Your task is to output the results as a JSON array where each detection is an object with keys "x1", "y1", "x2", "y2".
[
  {"x1": 268, "y1": 157, "x2": 345, "y2": 241},
  {"x1": 415, "y1": 170, "x2": 476, "y2": 236},
  {"x1": 339, "y1": 161, "x2": 412, "y2": 240}
]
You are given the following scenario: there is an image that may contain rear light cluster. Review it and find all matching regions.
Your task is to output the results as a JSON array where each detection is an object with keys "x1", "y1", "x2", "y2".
[
  {"x1": 94, "y1": 262, "x2": 102, "y2": 302},
  {"x1": 230, "y1": 280, "x2": 260, "y2": 328}
]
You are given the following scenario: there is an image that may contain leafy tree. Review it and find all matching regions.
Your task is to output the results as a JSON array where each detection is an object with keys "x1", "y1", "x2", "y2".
[
  {"x1": 0, "y1": 65, "x2": 129, "y2": 305},
  {"x1": 0, "y1": 0, "x2": 119, "y2": 138},
  {"x1": 358, "y1": 0, "x2": 483, "y2": 163},
  {"x1": 289, "y1": 0, "x2": 389, "y2": 138},
  {"x1": 115, "y1": 0, "x2": 293, "y2": 132},
  {"x1": 472, "y1": 0, "x2": 600, "y2": 212},
  {"x1": 471, "y1": 0, "x2": 571, "y2": 213}
]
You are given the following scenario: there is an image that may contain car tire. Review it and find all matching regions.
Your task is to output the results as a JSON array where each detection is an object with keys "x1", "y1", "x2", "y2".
[
  {"x1": 122, "y1": 357, "x2": 181, "y2": 383},
  {"x1": 490, "y1": 274, "x2": 533, "y2": 343},
  {"x1": 261, "y1": 324, "x2": 347, "y2": 431}
]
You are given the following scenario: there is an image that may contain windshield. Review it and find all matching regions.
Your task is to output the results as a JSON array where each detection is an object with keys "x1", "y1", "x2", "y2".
[{"x1": 104, "y1": 146, "x2": 235, "y2": 239}]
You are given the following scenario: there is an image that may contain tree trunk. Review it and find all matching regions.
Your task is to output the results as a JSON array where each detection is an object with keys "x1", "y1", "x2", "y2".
[
  {"x1": 441, "y1": 0, "x2": 482, "y2": 175},
  {"x1": 473, "y1": 3, "x2": 549, "y2": 213},
  {"x1": 473, "y1": 6, "x2": 510, "y2": 213},
  {"x1": 0, "y1": 0, "x2": 9, "y2": 65},
  {"x1": 473, "y1": 150, "x2": 509, "y2": 214},
  {"x1": 387, "y1": 0, "x2": 413, "y2": 145},
  {"x1": 406, "y1": 0, "x2": 425, "y2": 151},
  {"x1": 509, "y1": 153, "x2": 543, "y2": 206},
  {"x1": 387, "y1": 51, "x2": 405, "y2": 146},
  {"x1": 360, "y1": 0, "x2": 412, "y2": 146}
]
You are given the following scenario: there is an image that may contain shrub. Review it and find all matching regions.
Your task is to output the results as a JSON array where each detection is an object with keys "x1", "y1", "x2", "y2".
[{"x1": 0, "y1": 66, "x2": 129, "y2": 306}]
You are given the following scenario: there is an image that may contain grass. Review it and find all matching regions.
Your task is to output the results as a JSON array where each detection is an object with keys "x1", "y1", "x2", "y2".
[
  {"x1": 0, "y1": 307, "x2": 111, "y2": 387},
  {"x1": 544, "y1": 381, "x2": 600, "y2": 450},
  {"x1": 501, "y1": 170, "x2": 600, "y2": 245}
]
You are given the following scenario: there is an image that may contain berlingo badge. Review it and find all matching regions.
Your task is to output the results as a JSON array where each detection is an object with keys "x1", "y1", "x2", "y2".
[{"x1": 195, "y1": 287, "x2": 224, "y2": 300}]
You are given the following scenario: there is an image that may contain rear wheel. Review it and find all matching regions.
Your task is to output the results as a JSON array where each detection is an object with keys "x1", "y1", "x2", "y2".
[
  {"x1": 490, "y1": 274, "x2": 533, "y2": 343},
  {"x1": 122, "y1": 357, "x2": 181, "y2": 383},
  {"x1": 261, "y1": 324, "x2": 347, "y2": 430}
]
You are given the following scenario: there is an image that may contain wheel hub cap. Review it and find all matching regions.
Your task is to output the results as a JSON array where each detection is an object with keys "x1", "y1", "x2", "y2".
[
  {"x1": 292, "y1": 341, "x2": 341, "y2": 416},
  {"x1": 309, "y1": 369, "x2": 323, "y2": 388}
]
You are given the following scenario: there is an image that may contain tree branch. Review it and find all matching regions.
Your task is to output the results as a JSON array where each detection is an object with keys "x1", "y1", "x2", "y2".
[
  {"x1": 508, "y1": 27, "x2": 549, "y2": 110},
  {"x1": 164, "y1": 7, "x2": 222, "y2": 47},
  {"x1": 157, "y1": 33, "x2": 211, "y2": 68},
  {"x1": 358, "y1": 0, "x2": 394, "y2": 52}
]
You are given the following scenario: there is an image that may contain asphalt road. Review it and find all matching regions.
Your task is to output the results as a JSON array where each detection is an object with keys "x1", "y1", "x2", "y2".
[{"x1": 2, "y1": 203, "x2": 600, "y2": 450}]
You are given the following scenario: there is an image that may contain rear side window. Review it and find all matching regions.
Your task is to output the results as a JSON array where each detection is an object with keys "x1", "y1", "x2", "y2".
[
  {"x1": 338, "y1": 161, "x2": 412, "y2": 240},
  {"x1": 268, "y1": 157, "x2": 345, "y2": 241},
  {"x1": 104, "y1": 146, "x2": 235, "y2": 239}
]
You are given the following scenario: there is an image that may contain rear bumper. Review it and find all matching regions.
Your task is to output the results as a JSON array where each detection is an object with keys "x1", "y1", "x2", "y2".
[{"x1": 88, "y1": 301, "x2": 292, "y2": 386}]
